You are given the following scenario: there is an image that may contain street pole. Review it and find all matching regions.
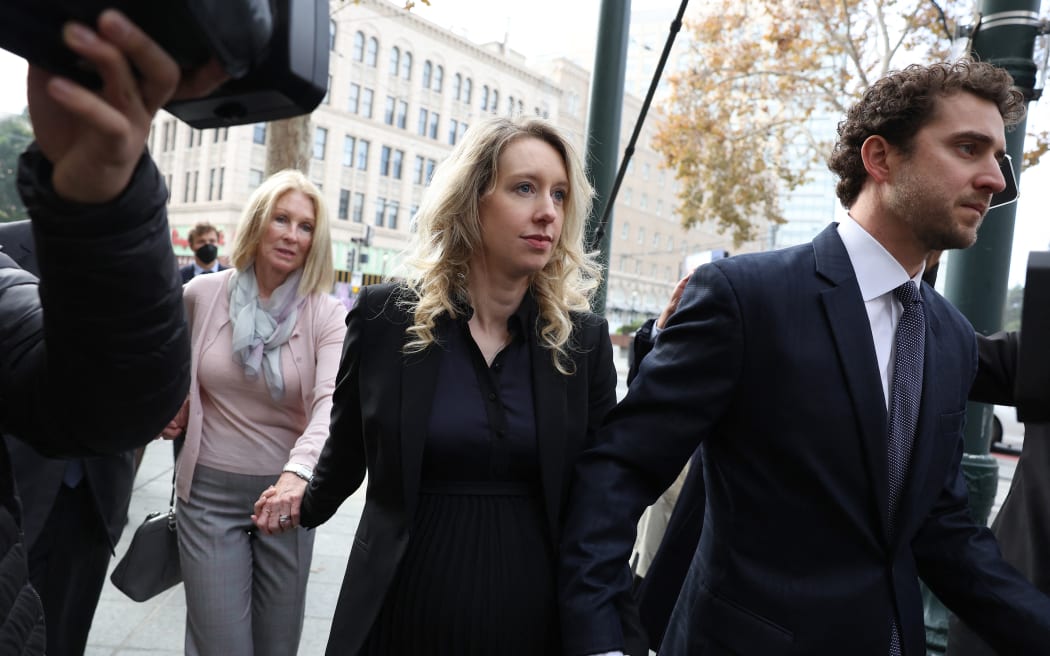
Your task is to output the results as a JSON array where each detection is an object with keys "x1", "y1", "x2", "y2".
[
  {"x1": 927, "y1": 2, "x2": 1042, "y2": 652},
  {"x1": 584, "y1": 0, "x2": 631, "y2": 316}
]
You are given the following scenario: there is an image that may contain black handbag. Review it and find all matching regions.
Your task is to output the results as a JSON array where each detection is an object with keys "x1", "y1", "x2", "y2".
[{"x1": 110, "y1": 470, "x2": 182, "y2": 602}]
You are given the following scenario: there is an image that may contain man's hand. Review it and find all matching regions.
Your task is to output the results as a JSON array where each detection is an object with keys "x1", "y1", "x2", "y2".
[{"x1": 26, "y1": 10, "x2": 228, "y2": 204}]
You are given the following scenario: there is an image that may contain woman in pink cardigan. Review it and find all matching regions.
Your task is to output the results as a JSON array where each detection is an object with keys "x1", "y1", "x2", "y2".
[{"x1": 161, "y1": 170, "x2": 346, "y2": 656}]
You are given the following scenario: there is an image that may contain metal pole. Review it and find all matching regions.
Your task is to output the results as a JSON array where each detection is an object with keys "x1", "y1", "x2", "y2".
[
  {"x1": 584, "y1": 0, "x2": 631, "y2": 315},
  {"x1": 928, "y1": 2, "x2": 1041, "y2": 652}
]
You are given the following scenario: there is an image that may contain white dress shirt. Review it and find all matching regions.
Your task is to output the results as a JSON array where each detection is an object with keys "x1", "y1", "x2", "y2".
[{"x1": 836, "y1": 216, "x2": 924, "y2": 409}]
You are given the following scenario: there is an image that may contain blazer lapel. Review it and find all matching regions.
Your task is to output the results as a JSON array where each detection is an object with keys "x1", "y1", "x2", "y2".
[
  {"x1": 530, "y1": 334, "x2": 568, "y2": 543},
  {"x1": 399, "y1": 324, "x2": 443, "y2": 520},
  {"x1": 814, "y1": 225, "x2": 892, "y2": 542}
]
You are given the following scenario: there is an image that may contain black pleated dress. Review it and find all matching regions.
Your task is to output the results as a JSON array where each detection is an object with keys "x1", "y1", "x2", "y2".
[{"x1": 363, "y1": 303, "x2": 560, "y2": 656}]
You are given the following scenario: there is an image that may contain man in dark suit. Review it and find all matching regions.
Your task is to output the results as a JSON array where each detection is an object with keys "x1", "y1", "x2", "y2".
[
  {"x1": 0, "y1": 220, "x2": 137, "y2": 656},
  {"x1": 178, "y1": 220, "x2": 227, "y2": 283},
  {"x1": 560, "y1": 59, "x2": 1050, "y2": 656}
]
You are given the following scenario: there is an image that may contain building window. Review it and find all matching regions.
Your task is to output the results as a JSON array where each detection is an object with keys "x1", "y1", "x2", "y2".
[
  {"x1": 491, "y1": 89, "x2": 499, "y2": 114},
  {"x1": 452, "y1": 73, "x2": 462, "y2": 100},
  {"x1": 384, "y1": 96, "x2": 396, "y2": 125},
  {"x1": 389, "y1": 46, "x2": 400, "y2": 76},
  {"x1": 361, "y1": 88, "x2": 374, "y2": 118},
  {"x1": 507, "y1": 96, "x2": 515, "y2": 116},
  {"x1": 343, "y1": 135, "x2": 356, "y2": 167},
  {"x1": 481, "y1": 85, "x2": 489, "y2": 111},
  {"x1": 353, "y1": 31, "x2": 364, "y2": 61},
  {"x1": 313, "y1": 127, "x2": 328, "y2": 160},
  {"x1": 653, "y1": 231, "x2": 660, "y2": 248},
  {"x1": 217, "y1": 168, "x2": 224, "y2": 200},
  {"x1": 413, "y1": 155, "x2": 425, "y2": 185},
  {"x1": 356, "y1": 139, "x2": 370, "y2": 170},
  {"x1": 401, "y1": 52, "x2": 413, "y2": 80},
  {"x1": 380, "y1": 145, "x2": 392, "y2": 176},
  {"x1": 433, "y1": 65, "x2": 444, "y2": 92},
  {"x1": 208, "y1": 168, "x2": 217, "y2": 201},
  {"x1": 428, "y1": 112, "x2": 439, "y2": 140},
  {"x1": 448, "y1": 119, "x2": 458, "y2": 145},
  {"x1": 638, "y1": 227, "x2": 645, "y2": 244},
  {"x1": 352, "y1": 192, "x2": 365, "y2": 223},
  {"x1": 621, "y1": 221, "x2": 629, "y2": 239},
  {"x1": 348, "y1": 83, "x2": 360, "y2": 113},
  {"x1": 375, "y1": 197, "x2": 386, "y2": 227},
  {"x1": 329, "y1": 19, "x2": 337, "y2": 50},
  {"x1": 426, "y1": 159, "x2": 436, "y2": 184},
  {"x1": 418, "y1": 108, "x2": 429, "y2": 136},
  {"x1": 386, "y1": 200, "x2": 399, "y2": 230},
  {"x1": 249, "y1": 169, "x2": 263, "y2": 188},
  {"x1": 463, "y1": 77, "x2": 473, "y2": 103},
  {"x1": 397, "y1": 100, "x2": 408, "y2": 129},
  {"x1": 252, "y1": 123, "x2": 266, "y2": 145},
  {"x1": 324, "y1": 75, "x2": 332, "y2": 104},
  {"x1": 422, "y1": 61, "x2": 432, "y2": 89},
  {"x1": 338, "y1": 189, "x2": 350, "y2": 220},
  {"x1": 459, "y1": 122, "x2": 468, "y2": 141},
  {"x1": 392, "y1": 149, "x2": 404, "y2": 180},
  {"x1": 366, "y1": 37, "x2": 378, "y2": 67}
]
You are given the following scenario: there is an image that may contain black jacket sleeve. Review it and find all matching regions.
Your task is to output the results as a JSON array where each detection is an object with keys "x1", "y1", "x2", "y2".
[
  {"x1": 971, "y1": 331, "x2": 1018, "y2": 406},
  {"x1": 0, "y1": 144, "x2": 190, "y2": 456}
]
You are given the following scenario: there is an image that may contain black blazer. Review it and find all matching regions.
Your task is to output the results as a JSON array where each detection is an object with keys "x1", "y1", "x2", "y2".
[
  {"x1": 560, "y1": 224, "x2": 1050, "y2": 655},
  {"x1": 302, "y1": 283, "x2": 630, "y2": 656},
  {"x1": 0, "y1": 220, "x2": 135, "y2": 550}
]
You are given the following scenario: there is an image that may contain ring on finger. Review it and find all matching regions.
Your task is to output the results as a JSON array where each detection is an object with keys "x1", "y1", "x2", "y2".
[{"x1": 278, "y1": 514, "x2": 292, "y2": 526}]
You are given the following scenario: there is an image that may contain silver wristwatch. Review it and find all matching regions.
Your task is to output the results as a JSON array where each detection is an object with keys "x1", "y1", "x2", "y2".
[{"x1": 282, "y1": 463, "x2": 314, "y2": 482}]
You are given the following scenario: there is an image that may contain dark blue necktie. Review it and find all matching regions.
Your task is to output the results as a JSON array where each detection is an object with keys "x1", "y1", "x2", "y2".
[{"x1": 887, "y1": 280, "x2": 925, "y2": 655}]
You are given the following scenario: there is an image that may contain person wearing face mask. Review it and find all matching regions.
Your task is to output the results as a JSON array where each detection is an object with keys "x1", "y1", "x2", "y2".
[{"x1": 180, "y1": 221, "x2": 228, "y2": 283}]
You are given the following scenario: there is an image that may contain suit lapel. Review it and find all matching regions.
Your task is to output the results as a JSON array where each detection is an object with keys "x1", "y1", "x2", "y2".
[
  {"x1": 814, "y1": 226, "x2": 892, "y2": 541},
  {"x1": 399, "y1": 321, "x2": 443, "y2": 520},
  {"x1": 530, "y1": 333, "x2": 568, "y2": 542}
]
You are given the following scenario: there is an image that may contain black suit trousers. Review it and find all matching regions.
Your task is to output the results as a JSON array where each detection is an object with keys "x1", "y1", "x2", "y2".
[{"x1": 27, "y1": 481, "x2": 112, "y2": 656}]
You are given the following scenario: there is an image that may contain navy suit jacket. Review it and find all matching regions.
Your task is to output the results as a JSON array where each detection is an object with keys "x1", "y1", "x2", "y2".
[
  {"x1": 560, "y1": 224, "x2": 1050, "y2": 655},
  {"x1": 179, "y1": 261, "x2": 227, "y2": 284}
]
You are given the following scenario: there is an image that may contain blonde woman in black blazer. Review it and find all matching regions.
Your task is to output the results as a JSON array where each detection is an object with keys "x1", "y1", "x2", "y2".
[{"x1": 267, "y1": 116, "x2": 637, "y2": 655}]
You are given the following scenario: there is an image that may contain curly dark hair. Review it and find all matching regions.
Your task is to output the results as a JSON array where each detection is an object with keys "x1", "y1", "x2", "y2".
[{"x1": 828, "y1": 59, "x2": 1026, "y2": 209}]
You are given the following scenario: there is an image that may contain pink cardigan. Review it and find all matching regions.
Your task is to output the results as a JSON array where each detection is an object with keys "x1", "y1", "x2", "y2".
[{"x1": 175, "y1": 268, "x2": 346, "y2": 501}]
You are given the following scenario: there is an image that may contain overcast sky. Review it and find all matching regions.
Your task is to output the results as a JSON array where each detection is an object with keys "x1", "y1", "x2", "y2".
[{"x1": 1, "y1": 1, "x2": 1048, "y2": 286}]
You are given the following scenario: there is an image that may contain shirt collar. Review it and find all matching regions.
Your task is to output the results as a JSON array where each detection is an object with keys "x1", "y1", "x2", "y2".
[{"x1": 837, "y1": 216, "x2": 924, "y2": 301}]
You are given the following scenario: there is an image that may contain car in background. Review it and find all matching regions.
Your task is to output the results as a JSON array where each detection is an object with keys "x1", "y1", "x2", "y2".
[{"x1": 991, "y1": 405, "x2": 1024, "y2": 455}]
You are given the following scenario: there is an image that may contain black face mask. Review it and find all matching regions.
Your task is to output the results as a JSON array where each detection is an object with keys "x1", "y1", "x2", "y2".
[{"x1": 194, "y1": 243, "x2": 218, "y2": 265}]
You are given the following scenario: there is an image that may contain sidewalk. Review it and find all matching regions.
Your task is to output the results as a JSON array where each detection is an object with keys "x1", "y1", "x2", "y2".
[{"x1": 85, "y1": 442, "x2": 365, "y2": 655}]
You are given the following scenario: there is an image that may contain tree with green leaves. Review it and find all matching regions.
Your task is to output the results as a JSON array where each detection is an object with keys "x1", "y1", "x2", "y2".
[
  {"x1": 0, "y1": 111, "x2": 32, "y2": 222},
  {"x1": 654, "y1": 0, "x2": 1047, "y2": 246}
]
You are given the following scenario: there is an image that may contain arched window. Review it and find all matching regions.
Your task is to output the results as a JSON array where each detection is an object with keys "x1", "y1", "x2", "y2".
[
  {"x1": 491, "y1": 89, "x2": 499, "y2": 114},
  {"x1": 422, "y1": 60, "x2": 433, "y2": 89},
  {"x1": 452, "y1": 73, "x2": 462, "y2": 101},
  {"x1": 464, "y1": 78, "x2": 473, "y2": 103},
  {"x1": 329, "y1": 19, "x2": 337, "y2": 51},
  {"x1": 366, "y1": 37, "x2": 379, "y2": 67},
  {"x1": 353, "y1": 31, "x2": 365, "y2": 62},
  {"x1": 433, "y1": 65, "x2": 444, "y2": 93},
  {"x1": 507, "y1": 96, "x2": 515, "y2": 116},
  {"x1": 389, "y1": 47, "x2": 400, "y2": 76},
  {"x1": 401, "y1": 52, "x2": 413, "y2": 80},
  {"x1": 481, "y1": 85, "x2": 489, "y2": 110}
]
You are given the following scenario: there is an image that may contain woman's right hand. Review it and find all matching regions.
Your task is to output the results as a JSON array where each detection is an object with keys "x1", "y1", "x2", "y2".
[{"x1": 160, "y1": 400, "x2": 189, "y2": 439}]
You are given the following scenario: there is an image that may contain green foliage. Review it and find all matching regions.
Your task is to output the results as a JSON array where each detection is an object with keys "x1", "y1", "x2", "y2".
[
  {"x1": 617, "y1": 321, "x2": 645, "y2": 335},
  {"x1": 0, "y1": 112, "x2": 32, "y2": 223}
]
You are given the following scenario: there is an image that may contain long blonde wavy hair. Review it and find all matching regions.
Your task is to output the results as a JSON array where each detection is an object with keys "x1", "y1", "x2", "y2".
[{"x1": 399, "y1": 116, "x2": 601, "y2": 375}]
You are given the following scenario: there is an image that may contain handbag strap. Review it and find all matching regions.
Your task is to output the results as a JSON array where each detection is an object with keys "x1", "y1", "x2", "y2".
[{"x1": 167, "y1": 467, "x2": 177, "y2": 530}]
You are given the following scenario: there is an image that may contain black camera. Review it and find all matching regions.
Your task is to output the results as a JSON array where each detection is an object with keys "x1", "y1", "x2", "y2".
[{"x1": 0, "y1": 0, "x2": 329, "y2": 128}]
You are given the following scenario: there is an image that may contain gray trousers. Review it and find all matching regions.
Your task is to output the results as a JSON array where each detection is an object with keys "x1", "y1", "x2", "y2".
[{"x1": 178, "y1": 464, "x2": 314, "y2": 656}]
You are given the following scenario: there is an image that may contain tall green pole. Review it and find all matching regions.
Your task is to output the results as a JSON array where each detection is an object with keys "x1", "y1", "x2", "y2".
[
  {"x1": 584, "y1": 0, "x2": 631, "y2": 315},
  {"x1": 927, "y1": 2, "x2": 1041, "y2": 653}
]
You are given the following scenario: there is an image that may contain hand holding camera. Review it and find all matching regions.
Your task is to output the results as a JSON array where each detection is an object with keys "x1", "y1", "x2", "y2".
[{"x1": 27, "y1": 10, "x2": 228, "y2": 204}]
